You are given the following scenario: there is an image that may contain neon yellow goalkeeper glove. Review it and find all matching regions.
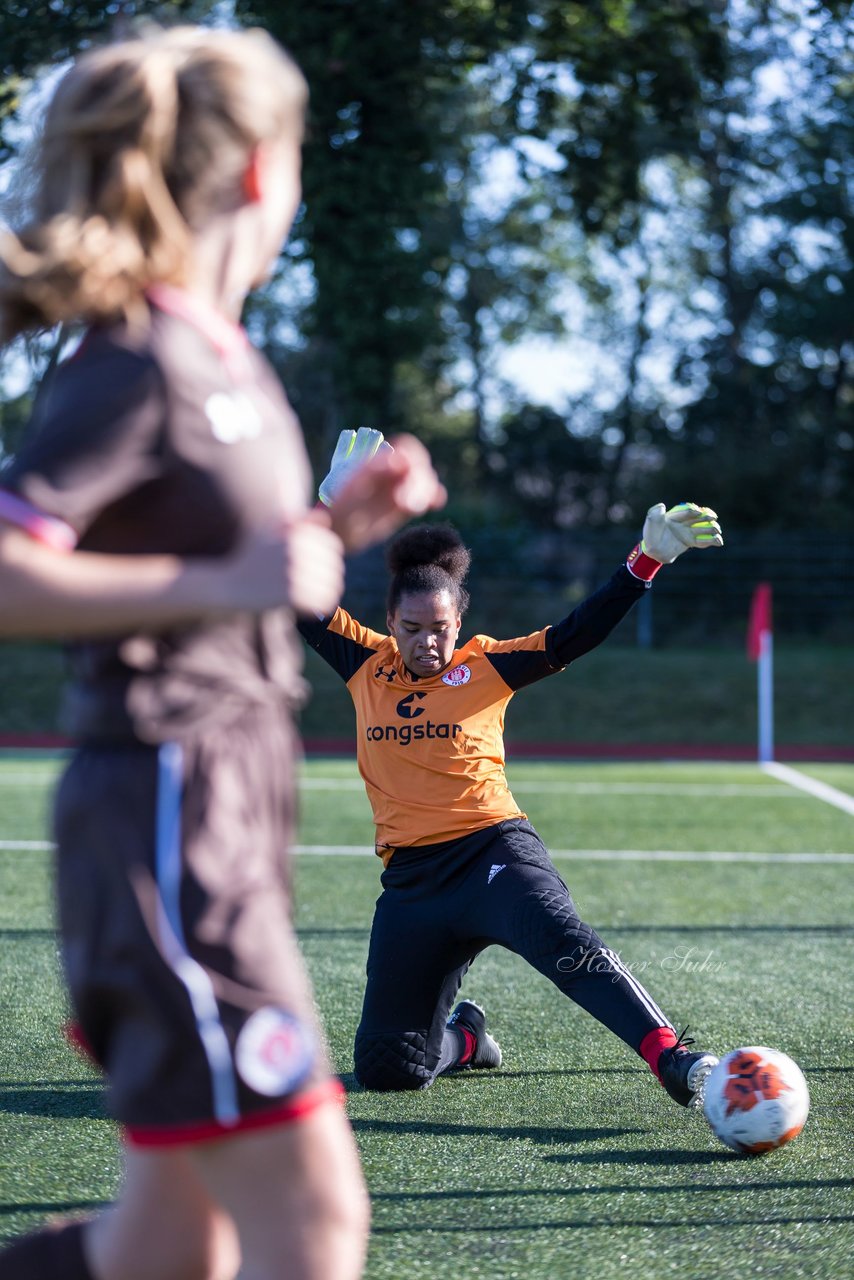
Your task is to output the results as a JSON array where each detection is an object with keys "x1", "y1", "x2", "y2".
[
  {"x1": 318, "y1": 427, "x2": 393, "y2": 507},
  {"x1": 626, "y1": 502, "x2": 723, "y2": 582}
]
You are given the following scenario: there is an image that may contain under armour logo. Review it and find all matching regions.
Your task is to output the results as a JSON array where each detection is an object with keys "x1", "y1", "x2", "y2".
[
  {"x1": 487, "y1": 864, "x2": 507, "y2": 884},
  {"x1": 396, "y1": 692, "x2": 426, "y2": 719},
  {"x1": 374, "y1": 664, "x2": 396, "y2": 683}
]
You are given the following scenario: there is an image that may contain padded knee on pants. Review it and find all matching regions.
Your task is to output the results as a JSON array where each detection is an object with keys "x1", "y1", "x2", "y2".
[
  {"x1": 353, "y1": 1029, "x2": 434, "y2": 1091},
  {"x1": 513, "y1": 886, "x2": 603, "y2": 979}
]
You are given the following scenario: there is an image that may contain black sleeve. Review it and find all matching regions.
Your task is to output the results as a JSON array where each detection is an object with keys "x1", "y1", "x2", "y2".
[
  {"x1": 297, "y1": 609, "x2": 382, "y2": 683},
  {"x1": 545, "y1": 564, "x2": 645, "y2": 667}
]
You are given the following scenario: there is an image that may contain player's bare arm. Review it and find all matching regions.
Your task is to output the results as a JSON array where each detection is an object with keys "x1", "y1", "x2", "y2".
[{"x1": 0, "y1": 512, "x2": 344, "y2": 638}]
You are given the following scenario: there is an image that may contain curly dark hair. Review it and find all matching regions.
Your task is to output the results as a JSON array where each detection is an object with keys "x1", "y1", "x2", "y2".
[{"x1": 386, "y1": 522, "x2": 471, "y2": 616}]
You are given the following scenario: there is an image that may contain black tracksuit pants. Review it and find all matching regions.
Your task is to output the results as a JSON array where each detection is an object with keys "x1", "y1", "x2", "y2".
[{"x1": 354, "y1": 818, "x2": 674, "y2": 1090}]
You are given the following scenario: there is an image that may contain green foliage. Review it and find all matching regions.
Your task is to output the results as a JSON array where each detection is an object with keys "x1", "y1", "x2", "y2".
[
  {"x1": 0, "y1": 2, "x2": 205, "y2": 160},
  {"x1": 239, "y1": 1, "x2": 854, "y2": 532},
  {"x1": 237, "y1": 0, "x2": 472, "y2": 457},
  {"x1": 645, "y1": 3, "x2": 854, "y2": 530},
  {"x1": 485, "y1": 404, "x2": 603, "y2": 527},
  {"x1": 0, "y1": 390, "x2": 34, "y2": 464},
  {"x1": 2, "y1": 2, "x2": 852, "y2": 534},
  {"x1": 239, "y1": 0, "x2": 733, "y2": 489},
  {"x1": 508, "y1": 0, "x2": 729, "y2": 235}
]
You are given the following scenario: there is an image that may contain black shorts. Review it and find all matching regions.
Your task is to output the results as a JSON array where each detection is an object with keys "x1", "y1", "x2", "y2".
[{"x1": 53, "y1": 706, "x2": 337, "y2": 1146}]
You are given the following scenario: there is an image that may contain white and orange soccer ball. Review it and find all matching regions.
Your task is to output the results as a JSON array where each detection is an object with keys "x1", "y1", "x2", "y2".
[{"x1": 703, "y1": 1046, "x2": 810, "y2": 1156}]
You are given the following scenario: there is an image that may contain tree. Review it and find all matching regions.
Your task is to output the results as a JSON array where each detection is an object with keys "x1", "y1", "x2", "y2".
[
  {"x1": 238, "y1": 0, "x2": 728, "y2": 498},
  {"x1": 650, "y1": 0, "x2": 854, "y2": 529},
  {"x1": 3, "y1": 1, "x2": 852, "y2": 533},
  {"x1": 0, "y1": 2, "x2": 204, "y2": 160}
]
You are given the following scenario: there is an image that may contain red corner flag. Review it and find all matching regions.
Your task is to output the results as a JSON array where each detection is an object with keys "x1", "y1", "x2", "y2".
[
  {"x1": 748, "y1": 582, "x2": 775, "y2": 762},
  {"x1": 747, "y1": 582, "x2": 773, "y2": 660}
]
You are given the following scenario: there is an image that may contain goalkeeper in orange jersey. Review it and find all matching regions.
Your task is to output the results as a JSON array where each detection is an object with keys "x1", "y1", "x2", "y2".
[{"x1": 301, "y1": 429, "x2": 723, "y2": 1108}]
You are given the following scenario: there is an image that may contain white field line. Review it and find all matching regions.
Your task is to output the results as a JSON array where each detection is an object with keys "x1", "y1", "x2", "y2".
[
  {"x1": 0, "y1": 774, "x2": 61, "y2": 785},
  {"x1": 0, "y1": 774, "x2": 362, "y2": 787},
  {"x1": 295, "y1": 845, "x2": 849, "y2": 863},
  {"x1": 0, "y1": 774, "x2": 803, "y2": 799},
  {"x1": 302, "y1": 780, "x2": 804, "y2": 798},
  {"x1": 2, "y1": 839, "x2": 851, "y2": 864},
  {"x1": 297, "y1": 846, "x2": 852, "y2": 863},
  {"x1": 293, "y1": 844, "x2": 853, "y2": 864},
  {"x1": 550, "y1": 849, "x2": 854, "y2": 864},
  {"x1": 489, "y1": 783, "x2": 796, "y2": 797},
  {"x1": 761, "y1": 761, "x2": 854, "y2": 819}
]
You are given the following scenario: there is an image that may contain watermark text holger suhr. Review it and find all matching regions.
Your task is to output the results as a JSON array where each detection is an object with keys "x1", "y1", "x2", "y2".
[{"x1": 557, "y1": 945, "x2": 726, "y2": 978}]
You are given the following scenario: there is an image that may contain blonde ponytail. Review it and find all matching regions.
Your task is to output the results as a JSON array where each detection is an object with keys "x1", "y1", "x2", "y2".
[{"x1": 0, "y1": 27, "x2": 307, "y2": 340}]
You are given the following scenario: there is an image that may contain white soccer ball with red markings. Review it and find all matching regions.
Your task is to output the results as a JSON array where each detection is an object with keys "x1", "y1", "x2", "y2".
[{"x1": 703, "y1": 1046, "x2": 810, "y2": 1156}]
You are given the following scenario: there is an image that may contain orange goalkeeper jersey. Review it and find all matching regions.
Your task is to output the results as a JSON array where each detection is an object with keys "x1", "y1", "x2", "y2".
[{"x1": 299, "y1": 566, "x2": 645, "y2": 861}]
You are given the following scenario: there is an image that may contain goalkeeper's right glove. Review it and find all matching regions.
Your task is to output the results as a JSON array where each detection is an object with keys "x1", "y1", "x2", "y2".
[{"x1": 318, "y1": 427, "x2": 393, "y2": 507}]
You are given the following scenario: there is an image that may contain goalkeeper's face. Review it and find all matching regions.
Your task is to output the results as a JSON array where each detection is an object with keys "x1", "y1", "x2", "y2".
[{"x1": 387, "y1": 590, "x2": 462, "y2": 678}]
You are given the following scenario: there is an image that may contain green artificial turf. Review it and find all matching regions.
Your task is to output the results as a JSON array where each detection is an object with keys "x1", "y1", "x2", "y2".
[{"x1": 1, "y1": 756, "x2": 852, "y2": 1278}]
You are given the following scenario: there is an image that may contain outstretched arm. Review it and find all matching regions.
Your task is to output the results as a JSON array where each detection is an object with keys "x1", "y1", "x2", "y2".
[
  {"x1": 549, "y1": 501, "x2": 723, "y2": 664},
  {"x1": 486, "y1": 502, "x2": 724, "y2": 687},
  {"x1": 546, "y1": 567, "x2": 645, "y2": 666}
]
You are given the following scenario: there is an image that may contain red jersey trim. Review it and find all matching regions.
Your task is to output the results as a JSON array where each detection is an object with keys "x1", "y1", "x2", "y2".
[{"x1": 123, "y1": 1077, "x2": 346, "y2": 1148}]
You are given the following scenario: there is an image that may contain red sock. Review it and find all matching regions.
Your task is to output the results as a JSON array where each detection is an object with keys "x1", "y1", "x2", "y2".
[
  {"x1": 457, "y1": 1027, "x2": 477, "y2": 1065},
  {"x1": 639, "y1": 1026, "x2": 679, "y2": 1081}
]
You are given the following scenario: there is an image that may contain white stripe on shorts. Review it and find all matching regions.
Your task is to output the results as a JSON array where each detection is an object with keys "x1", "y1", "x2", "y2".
[{"x1": 156, "y1": 741, "x2": 240, "y2": 1127}]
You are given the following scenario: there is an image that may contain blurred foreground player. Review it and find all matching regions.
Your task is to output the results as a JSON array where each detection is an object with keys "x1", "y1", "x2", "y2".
[
  {"x1": 303, "y1": 457, "x2": 723, "y2": 1112},
  {"x1": 0, "y1": 28, "x2": 443, "y2": 1280}
]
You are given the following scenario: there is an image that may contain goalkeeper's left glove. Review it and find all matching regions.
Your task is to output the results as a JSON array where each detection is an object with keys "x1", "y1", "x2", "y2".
[
  {"x1": 318, "y1": 427, "x2": 393, "y2": 507},
  {"x1": 626, "y1": 502, "x2": 723, "y2": 582}
]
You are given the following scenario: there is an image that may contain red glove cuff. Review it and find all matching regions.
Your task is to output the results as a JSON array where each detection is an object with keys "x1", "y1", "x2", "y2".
[{"x1": 626, "y1": 543, "x2": 662, "y2": 582}]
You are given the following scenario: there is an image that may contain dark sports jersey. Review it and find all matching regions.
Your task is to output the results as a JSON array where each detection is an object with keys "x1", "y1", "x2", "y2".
[
  {"x1": 1, "y1": 289, "x2": 311, "y2": 743},
  {"x1": 299, "y1": 566, "x2": 644, "y2": 858}
]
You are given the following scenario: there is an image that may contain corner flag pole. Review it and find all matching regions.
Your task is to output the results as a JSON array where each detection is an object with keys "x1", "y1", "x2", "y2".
[{"x1": 747, "y1": 583, "x2": 774, "y2": 764}]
